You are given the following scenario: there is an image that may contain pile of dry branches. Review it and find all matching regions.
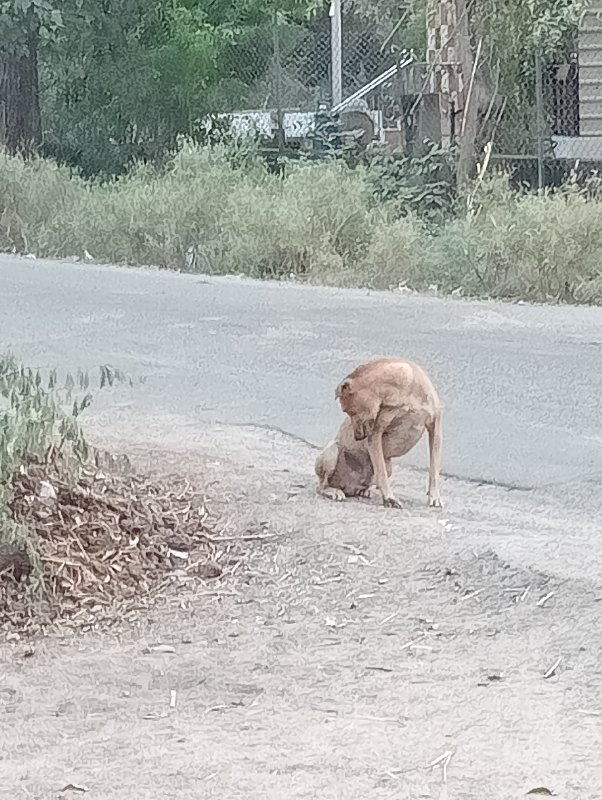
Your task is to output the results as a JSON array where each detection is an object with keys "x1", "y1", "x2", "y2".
[{"x1": 0, "y1": 459, "x2": 223, "y2": 634}]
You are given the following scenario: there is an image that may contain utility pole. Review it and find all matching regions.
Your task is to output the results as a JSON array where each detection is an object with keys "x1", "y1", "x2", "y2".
[{"x1": 330, "y1": 0, "x2": 343, "y2": 107}]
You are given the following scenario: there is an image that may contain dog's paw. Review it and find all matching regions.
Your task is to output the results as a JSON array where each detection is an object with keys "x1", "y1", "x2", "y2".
[
  {"x1": 320, "y1": 487, "x2": 346, "y2": 502},
  {"x1": 351, "y1": 487, "x2": 373, "y2": 499},
  {"x1": 383, "y1": 496, "x2": 403, "y2": 510},
  {"x1": 428, "y1": 494, "x2": 443, "y2": 509}
]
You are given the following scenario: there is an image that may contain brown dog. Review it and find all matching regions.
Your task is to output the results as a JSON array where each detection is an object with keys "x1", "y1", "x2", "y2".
[{"x1": 315, "y1": 357, "x2": 442, "y2": 509}]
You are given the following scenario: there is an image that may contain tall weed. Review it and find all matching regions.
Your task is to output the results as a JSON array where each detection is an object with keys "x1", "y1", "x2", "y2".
[{"x1": 2, "y1": 145, "x2": 602, "y2": 304}]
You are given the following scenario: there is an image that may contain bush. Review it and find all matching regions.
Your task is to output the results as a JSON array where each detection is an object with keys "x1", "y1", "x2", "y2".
[
  {"x1": 0, "y1": 144, "x2": 380, "y2": 276},
  {"x1": 2, "y1": 145, "x2": 602, "y2": 305},
  {"x1": 364, "y1": 141, "x2": 458, "y2": 227},
  {"x1": 224, "y1": 159, "x2": 376, "y2": 278},
  {"x1": 316, "y1": 214, "x2": 431, "y2": 290},
  {"x1": 0, "y1": 153, "x2": 87, "y2": 255},
  {"x1": 433, "y1": 174, "x2": 602, "y2": 301},
  {"x1": 0, "y1": 358, "x2": 225, "y2": 633},
  {"x1": 0, "y1": 357, "x2": 88, "y2": 556}
]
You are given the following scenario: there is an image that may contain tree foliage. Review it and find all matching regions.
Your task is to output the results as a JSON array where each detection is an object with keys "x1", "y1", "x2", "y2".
[
  {"x1": 473, "y1": 0, "x2": 585, "y2": 102},
  {"x1": 476, "y1": 0, "x2": 584, "y2": 58},
  {"x1": 43, "y1": 0, "x2": 324, "y2": 174},
  {"x1": 2, "y1": 0, "x2": 321, "y2": 174},
  {"x1": 469, "y1": 0, "x2": 585, "y2": 155},
  {"x1": 1, "y1": 0, "x2": 590, "y2": 175}
]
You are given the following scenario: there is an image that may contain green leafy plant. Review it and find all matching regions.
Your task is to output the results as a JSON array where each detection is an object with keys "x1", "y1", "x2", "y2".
[
  {"x1": 365, "y1": 141, "x2": 458, "y2": 226},
  {"x1": 474, "y1": 0, "x2": 586, "y2": 154},
  {"x1": 0, "y1": 357, "x2": 129, "y2": 553}
]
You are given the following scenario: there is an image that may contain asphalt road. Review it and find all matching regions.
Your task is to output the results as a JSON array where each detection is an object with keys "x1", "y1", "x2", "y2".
[{"x1": 2, "y1": 255, "x2": 602, "y2": 493}]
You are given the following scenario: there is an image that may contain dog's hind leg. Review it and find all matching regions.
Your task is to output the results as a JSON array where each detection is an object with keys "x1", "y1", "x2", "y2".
[
  {"x1": 367, "y1": 432, "x2": 401, "y2": 509},
  {"x1": 426, "y1": 412, "x2": 443, "y2": 508}
]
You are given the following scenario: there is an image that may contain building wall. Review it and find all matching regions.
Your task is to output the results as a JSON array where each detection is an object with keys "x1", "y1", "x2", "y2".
[{"x1": 579, "y1": 4, "x2": 602, "y2": 135}]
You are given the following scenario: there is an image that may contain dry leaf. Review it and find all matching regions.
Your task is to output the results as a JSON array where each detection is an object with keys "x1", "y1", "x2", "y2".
[
  {"x1": 144, "y1": 644, "x2": 176, "y2": 654},
  {"x1": 3, "y1": 461, "x2": 218, "y2": 635},
  {"x1": 526, "y1": 789, "x2": 554, "y2": 796},
  {"x1": 39, "y1": 480, "x2": 57, "y2": 501},
  {"x1": 543, "y1": 657, "x2": 562, "y2": 680}
]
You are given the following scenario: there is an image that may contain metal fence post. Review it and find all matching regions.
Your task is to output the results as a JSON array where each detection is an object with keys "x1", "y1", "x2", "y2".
[
  {"x1": 535, "y1": 46, "x2": 545, "y2": 190},
  {"x1": 330, "y1": 0, "x2": 343, "y2": 106},
  {"x1": 273, "y1": 12, "x2": 285, "y2": 155}
]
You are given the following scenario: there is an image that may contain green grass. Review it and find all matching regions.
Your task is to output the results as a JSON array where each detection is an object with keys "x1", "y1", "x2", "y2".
[{"x1": 2, "y1": 145, "x2": 602, "y2": 304}]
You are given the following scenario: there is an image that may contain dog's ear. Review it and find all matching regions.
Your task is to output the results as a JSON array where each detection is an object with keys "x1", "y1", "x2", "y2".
[{"x1": 335, "y1": 379, "x2": 351, "y2": 400}]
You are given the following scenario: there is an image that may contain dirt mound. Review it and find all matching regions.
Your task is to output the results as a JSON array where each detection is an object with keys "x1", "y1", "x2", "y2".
[{"x1": 0, "y1": 460, "x2": 224, "y2": 635}]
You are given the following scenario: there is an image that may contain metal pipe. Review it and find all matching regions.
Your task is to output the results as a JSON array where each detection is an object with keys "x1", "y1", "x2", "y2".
[{"x1": 332, "y1": 57, "x2": 414, "y2": 114}]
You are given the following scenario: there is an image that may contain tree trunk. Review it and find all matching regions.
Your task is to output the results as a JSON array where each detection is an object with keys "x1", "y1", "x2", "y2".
[
  {"x1": 0, "y1": 12, "x2": 42, "y2": 154},
  {"x1": 455, "y1": 0, "x2": 478, "y2": 188}
]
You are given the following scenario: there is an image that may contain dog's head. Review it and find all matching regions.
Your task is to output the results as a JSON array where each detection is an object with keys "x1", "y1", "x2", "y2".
[{"x1": 335, "y1": 379, "x2": 377, "y2": 441}]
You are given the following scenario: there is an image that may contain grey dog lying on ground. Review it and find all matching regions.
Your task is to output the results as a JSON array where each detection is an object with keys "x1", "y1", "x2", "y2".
[{"x1": 315, "y1": 357, "x2": 443, "y2": 509}]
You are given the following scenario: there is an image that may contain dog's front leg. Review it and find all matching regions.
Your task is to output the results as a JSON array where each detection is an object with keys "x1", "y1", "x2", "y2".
[
  {"x1": 318, "y1": 486, "x2": 346, "y2": 502},
  {"x1": 367, "y1": 432, "x2": 401, "y2": 509},
  {"x1": 426, "y1": 413, "x2": 443, "y2": 508},
  {"x1": 350, "y1": 487, "x2": 373, "y2": 499}
]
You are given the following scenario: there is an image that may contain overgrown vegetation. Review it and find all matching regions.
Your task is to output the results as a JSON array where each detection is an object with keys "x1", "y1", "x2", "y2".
[
  {"x1": 0, "y1": 358, "x2": 87, "y2": 552},
  {"x1": 1, "y1": 0, "x2": 326, "y2": 176},
  {"x1": 2, "y1": 143, "x2": 602, "y2": 304},
  {"x1": 1, "y1": 0, "x2": 599, "y2": 305}
]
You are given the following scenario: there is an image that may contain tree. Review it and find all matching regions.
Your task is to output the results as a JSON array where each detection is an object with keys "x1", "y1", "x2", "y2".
[
  {"x1": 0, "y1": 1, "x2": 49, "y2": 151},
  {"x1": 0, "y1": 0, "x2": 107, "y2": 153},
  {"x1": 471, "y1": 0, "x2": 585, "y2": 154},
  {"x1": 348, "y1": 0, "x2": 427, "y2": 56},
  {"x1": 2, "y1": 0, "x2": 320, "y2": 173}
]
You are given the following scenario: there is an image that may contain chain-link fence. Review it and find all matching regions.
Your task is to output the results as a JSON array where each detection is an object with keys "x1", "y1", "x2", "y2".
[
  {"x1": 204, "y1": 4, "x2": 400, "y2": 152},
  {"x1": 193, "y1": 2, "x2": 602, "y2": 189},
  {"x1": 476, "y1": 19, "x2": 602, "y2": 189}
]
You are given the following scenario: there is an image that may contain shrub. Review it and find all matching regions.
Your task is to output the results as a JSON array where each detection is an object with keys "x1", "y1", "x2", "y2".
[
  {"x1": 0, "y1": 357, "x2": 88, "y2": 556},
  {"x1": 315, "y1": 214, "x2": 431, "y2": 290},
  {"x1": 2, "y1": 145, "x2": 602, "y2": 305},
  {"x1": 435, "y1": 174, "x2": 602, "y2": 301},
  {"x1": 364, "y1": 141, "x2": 458, "y2": 227}
]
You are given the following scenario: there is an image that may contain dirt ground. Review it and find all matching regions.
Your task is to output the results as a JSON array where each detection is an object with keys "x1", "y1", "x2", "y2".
[{"x1": 1, "y1": 416, "x2": 602, "y2": 800}]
